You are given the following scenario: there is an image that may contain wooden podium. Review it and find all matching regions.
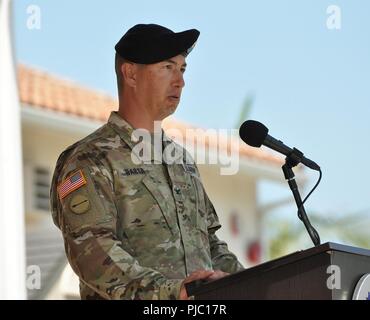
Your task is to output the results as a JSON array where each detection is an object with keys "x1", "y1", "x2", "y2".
[{"x1": 186, "y1": 242, "x2": 370, "y2": 300}]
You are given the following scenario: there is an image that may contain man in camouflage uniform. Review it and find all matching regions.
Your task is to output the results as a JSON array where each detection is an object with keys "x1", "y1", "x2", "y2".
[{"x1": 50, "y1": 24, "x2": 244, "y2": 300}]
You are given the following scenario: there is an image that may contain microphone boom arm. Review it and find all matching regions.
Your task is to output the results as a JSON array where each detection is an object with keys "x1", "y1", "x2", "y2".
[{"x1": 282, "y1": 150, "x2": 321, "y2": 247}]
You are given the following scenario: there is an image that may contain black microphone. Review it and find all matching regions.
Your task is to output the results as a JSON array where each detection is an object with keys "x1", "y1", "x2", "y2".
[{"x1": 239, "y1": 120, "x2": 320, "y2": 171}]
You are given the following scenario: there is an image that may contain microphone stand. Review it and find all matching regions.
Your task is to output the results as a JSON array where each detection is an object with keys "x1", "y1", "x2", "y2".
[{"x1": 282, "y1": 148, "x2": 321, "y2": 247}]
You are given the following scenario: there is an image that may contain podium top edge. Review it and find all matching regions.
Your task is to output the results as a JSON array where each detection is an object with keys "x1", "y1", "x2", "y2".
[
  {"x1": 262, "y1": 242, "x2": 370, "y2": 269},
  {"x1": 321, "y1": 241, "x2": 370, "y2": 256}
]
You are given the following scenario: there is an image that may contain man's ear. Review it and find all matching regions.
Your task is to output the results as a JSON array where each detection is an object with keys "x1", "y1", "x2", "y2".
[{"x1": 122, "y1": 62, "x2": 137, "y2": 88}]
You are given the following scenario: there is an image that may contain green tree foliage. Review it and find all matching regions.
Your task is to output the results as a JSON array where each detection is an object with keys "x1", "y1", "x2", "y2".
[{"x1": 268, "y1": 210, "x2": 370, "y2": 259}]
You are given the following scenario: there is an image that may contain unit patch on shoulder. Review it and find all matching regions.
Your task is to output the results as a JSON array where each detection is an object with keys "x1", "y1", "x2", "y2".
[
  {"x1": 58, "y1": 169, "x2": 87, "y2": 199},
  {"x1": 70, "y1": 194, "x2": 90, "y2": 214}
]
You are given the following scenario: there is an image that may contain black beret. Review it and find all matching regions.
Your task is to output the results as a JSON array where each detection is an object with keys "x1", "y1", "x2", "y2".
[{"x1": 115, "y1": 24, "x2": 200, "y2": 64}]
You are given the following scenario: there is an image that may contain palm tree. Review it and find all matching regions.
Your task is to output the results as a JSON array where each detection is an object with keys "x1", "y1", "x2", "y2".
[{"x1": 234, "y1": 93, "x2": 255, "y2": 129}]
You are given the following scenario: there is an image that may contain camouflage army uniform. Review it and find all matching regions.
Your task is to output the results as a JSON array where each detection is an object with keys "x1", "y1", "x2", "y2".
[{"x1": 50, "y1": 111, "x2": 244, "y2": 300}]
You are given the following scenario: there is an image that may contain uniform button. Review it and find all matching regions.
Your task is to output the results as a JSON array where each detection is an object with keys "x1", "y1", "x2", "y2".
[{"x1": 174, "y1": 186, "x2": 181, "y2": 194}]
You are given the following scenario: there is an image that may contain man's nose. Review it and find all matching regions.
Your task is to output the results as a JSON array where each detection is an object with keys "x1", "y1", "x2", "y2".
[{"x1": 173, "y1": 70, "x2": 185, "y2": 88}]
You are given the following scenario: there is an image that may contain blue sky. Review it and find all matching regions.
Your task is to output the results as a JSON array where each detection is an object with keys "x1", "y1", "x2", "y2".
[{"x1": 12, "y1": 1, "x2": 370, "y2": 226}]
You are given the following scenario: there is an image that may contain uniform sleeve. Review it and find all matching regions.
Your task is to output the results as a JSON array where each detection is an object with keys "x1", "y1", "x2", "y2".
[
  {"x1": 51, "y1": 157, "x2": 183, "y2": 300},
  {"x1": 204, "y1": 190, "x2": 245, "y2": 273}
]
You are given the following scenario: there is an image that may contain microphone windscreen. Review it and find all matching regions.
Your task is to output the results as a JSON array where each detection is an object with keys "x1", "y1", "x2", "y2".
[{"x1": 239, "y1": 120, "x2": 269, "y2": 147}]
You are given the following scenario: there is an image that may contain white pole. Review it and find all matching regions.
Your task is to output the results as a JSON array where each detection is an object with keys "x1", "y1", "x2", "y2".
[{"x1": 0, "y1": 0, "x2": 26, "y2": 299}]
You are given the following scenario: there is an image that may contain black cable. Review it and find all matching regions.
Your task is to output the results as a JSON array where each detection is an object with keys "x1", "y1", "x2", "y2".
[
  {"x1": 302, "y1": 167, "x2": 322, "y2": 206},
  {"x1": 297, "y1": 168, "x2": 322, "y2": 246}
]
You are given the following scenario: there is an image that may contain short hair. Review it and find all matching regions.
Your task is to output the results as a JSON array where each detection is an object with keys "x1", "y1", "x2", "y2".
[{"x1": 115, "y1": 53, "x2": 126, "y2": 95}]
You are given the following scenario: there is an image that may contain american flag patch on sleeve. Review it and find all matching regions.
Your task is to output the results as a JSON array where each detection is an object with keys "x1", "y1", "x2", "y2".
[{"x1": 58, "y1": 169, "x2": 87, "y2": 199}]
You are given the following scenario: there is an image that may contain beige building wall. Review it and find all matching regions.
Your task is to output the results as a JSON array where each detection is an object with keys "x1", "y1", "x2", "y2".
[{"x1": 199, "y1": 164, "x2": 258, "y2": 267}]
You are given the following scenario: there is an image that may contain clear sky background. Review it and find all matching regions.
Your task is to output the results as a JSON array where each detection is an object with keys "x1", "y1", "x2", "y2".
[{"x1": 12, "y1": 0, "x2": 370, "y2": 238}]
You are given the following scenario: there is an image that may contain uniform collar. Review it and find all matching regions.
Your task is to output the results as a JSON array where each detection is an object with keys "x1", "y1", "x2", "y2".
[
  {"x1": 107, "y1": 111, "x2": 136, "y2": 149},
  {"x1": 107, "y1": 111, "x2": 184, "y2": 164}
]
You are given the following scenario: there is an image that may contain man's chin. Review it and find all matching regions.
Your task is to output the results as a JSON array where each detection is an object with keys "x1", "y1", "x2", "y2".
[{"x1": 160, "y1": 103, "x2": 179, "y2": 119}]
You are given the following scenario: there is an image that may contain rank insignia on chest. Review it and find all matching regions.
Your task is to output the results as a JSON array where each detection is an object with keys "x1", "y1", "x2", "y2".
[
  {"x1": 57, "y1": 169, "x2": 87, "y2": 199},
  {"x1": 122, "y1": 167, "x2": 146, "y2": 176},
  {"x1": 183, "y1": 163, "x2": 197, "y2": 175}
]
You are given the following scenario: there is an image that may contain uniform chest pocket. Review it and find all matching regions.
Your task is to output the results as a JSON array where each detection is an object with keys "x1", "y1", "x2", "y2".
[
  {"x1": 186, "y1": 173, "x2": 208, "y2": 231},
  {"x1": 189, "y1": 183, "x2": 210, "y2": 252},
  {"x1": 117, "y1": 171, "x2": 176, "y2": 236}
]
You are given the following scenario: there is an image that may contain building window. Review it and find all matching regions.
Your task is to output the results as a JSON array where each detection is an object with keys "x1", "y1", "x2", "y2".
[{"x1": 34, "y1": 167, "x2": 51, "y2": 212}]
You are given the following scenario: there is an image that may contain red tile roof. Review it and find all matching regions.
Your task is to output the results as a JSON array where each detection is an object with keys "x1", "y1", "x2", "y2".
[
  {"x1": 18, "y1": 64, "x2": 283, "y2": 166},
  {"x1": 18, "y1": 64, "x2": 115, "y2": 121}
]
